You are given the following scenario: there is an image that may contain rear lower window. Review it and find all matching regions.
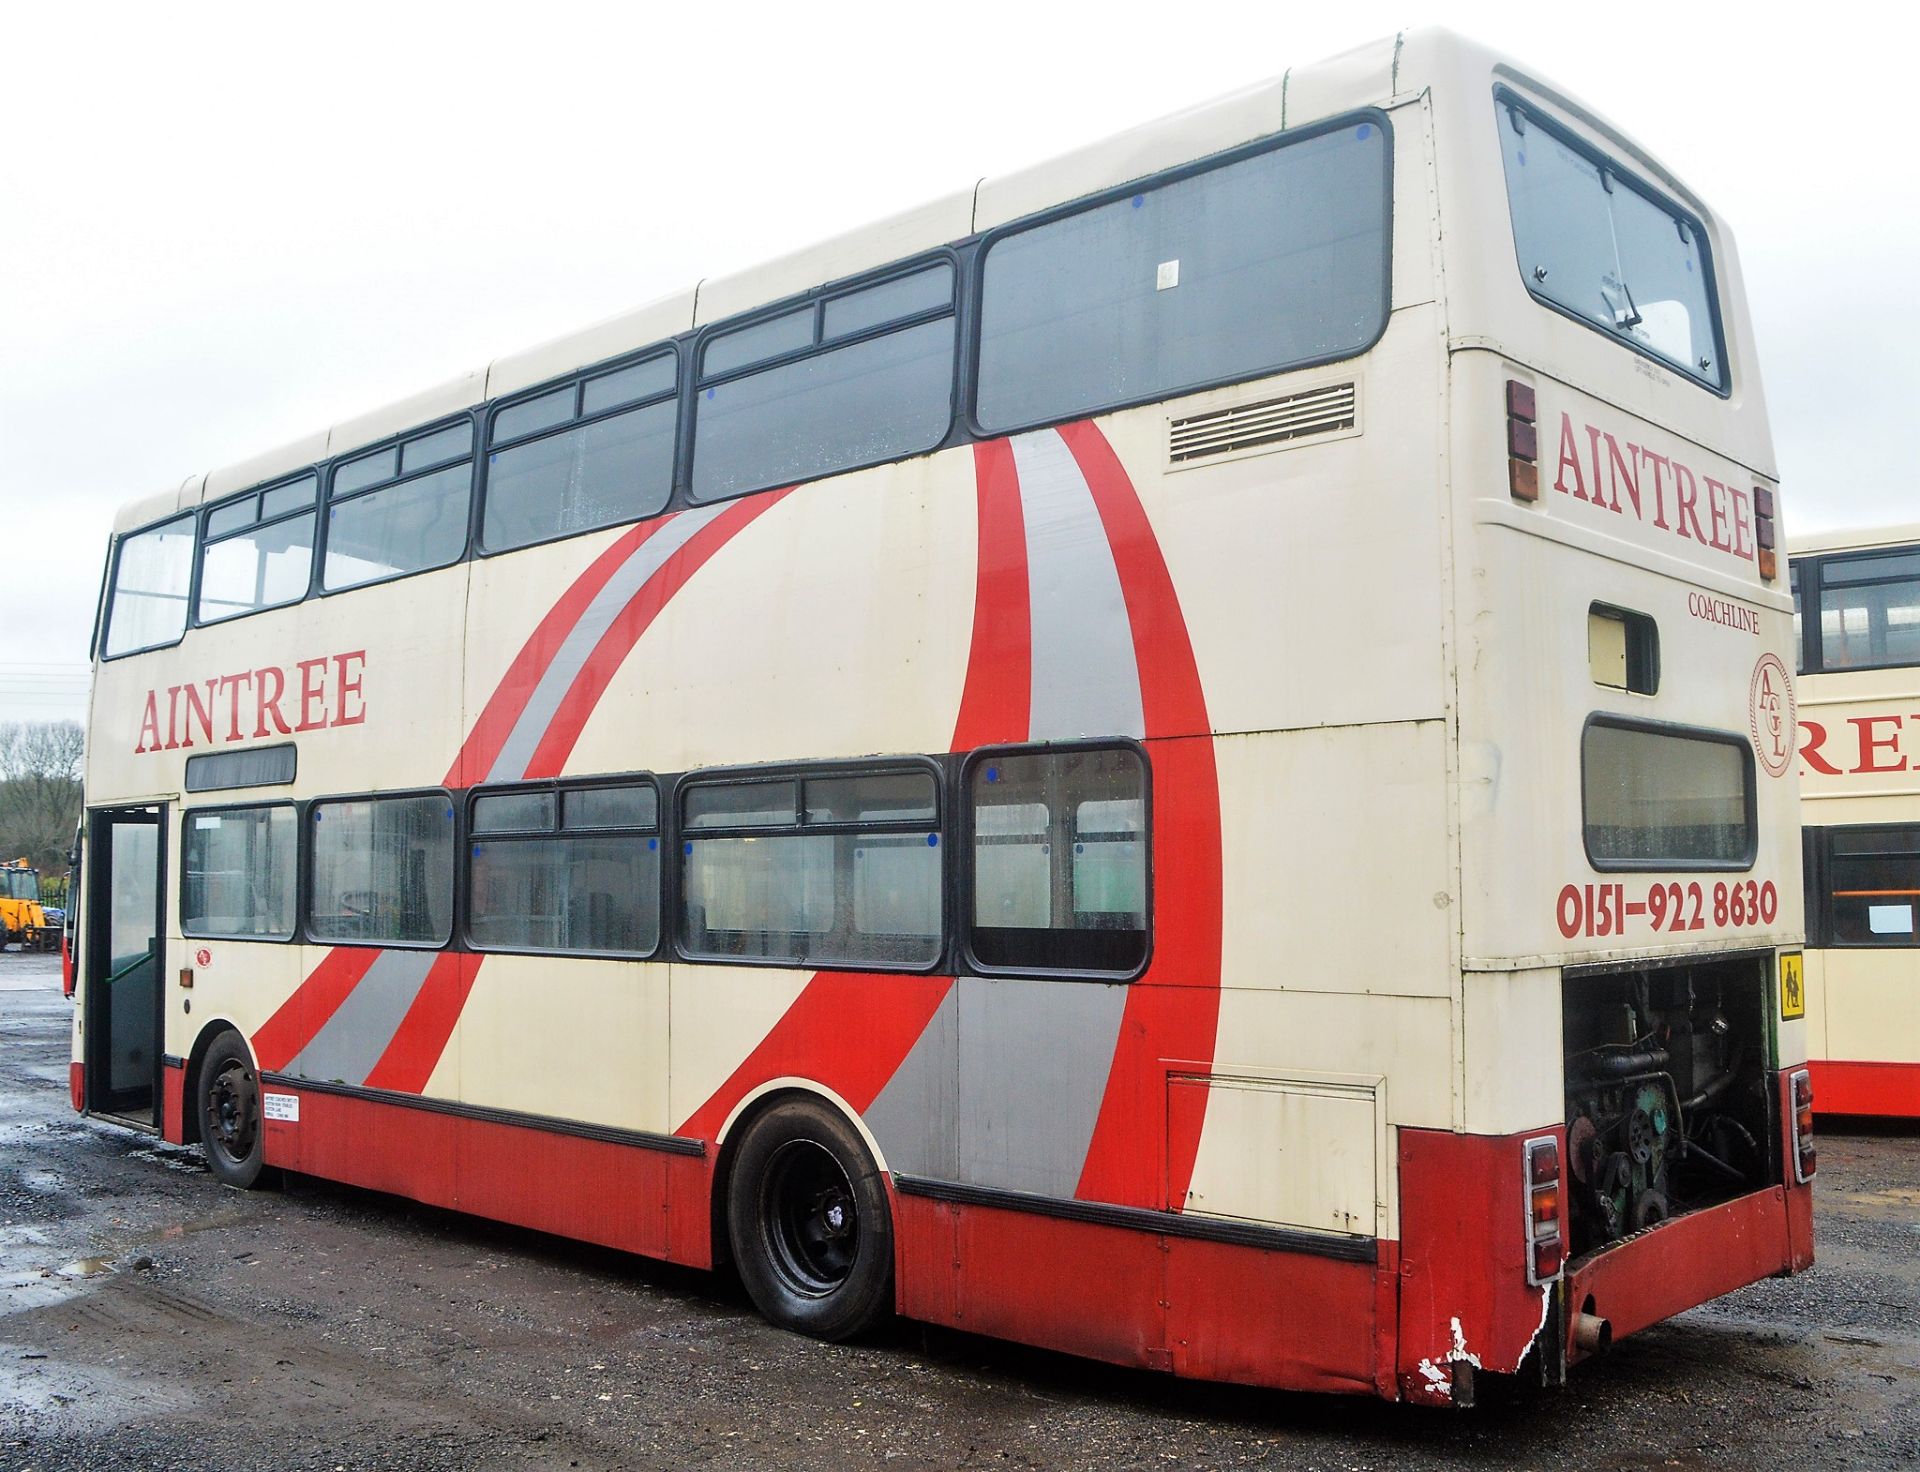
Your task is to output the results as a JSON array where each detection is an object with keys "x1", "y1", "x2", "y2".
[{"x1": 1583, "y1": 719, "x2": 1753, "y2": 870}]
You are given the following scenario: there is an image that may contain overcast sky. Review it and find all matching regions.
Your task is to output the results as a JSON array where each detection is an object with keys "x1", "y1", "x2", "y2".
[{"x1": 4, "y1": 2, "x2": 1915, "y2": 725}]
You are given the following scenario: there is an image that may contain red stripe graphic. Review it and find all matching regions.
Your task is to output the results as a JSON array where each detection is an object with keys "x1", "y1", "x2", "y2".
[
  {"x1": 673, "y1": 456, "x2": 1036, "y2": 1140},
  {"x1": 361, "y1": 952, "x2": 478, "y2": 1094},
  {"x1": 524, "y1": 492, "x2": 788, "y2": 779},
  {"x1": 1056, "y1": 420, "x2": 1223, "y2": 1211},
  {"x1": 674, "y1": 971, "x2": 953, "y2": 1144},
  {"x1": 256, "y1": 498, "x2": 783, "y2": 1089},
  {"x1": 445, "y1": 518, "x2": 667, "y2": 787},
  {"x1": 251, "y1": 945, "x2": 381, "y2": 1073},
  {"x1": 950, "y1": 439, "x2": 1032, "y2": 750}
]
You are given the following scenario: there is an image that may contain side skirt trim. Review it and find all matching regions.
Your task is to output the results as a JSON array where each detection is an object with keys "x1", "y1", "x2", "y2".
[
  {"x1": 893, "y1": 1174, "x2": 1377, "y2": 1263},
  {"x1": 259, "y1": 1073, "x2": 707, "y2": 1157}
]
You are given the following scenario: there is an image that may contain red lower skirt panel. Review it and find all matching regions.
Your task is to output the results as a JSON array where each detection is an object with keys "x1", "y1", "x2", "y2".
[
  {"x1": 161, "y1": 1059, "x2": 187, "y2": 1145},
  {"x1": 893, "y1": 1194, "x2": 1388, "y2": 1395},
  {"x1": 69, "y1": 1061, "x2": 84, "y2": 1114},
  {"x1": 1808, "y1": 1059, "x2": 1920, "y2": 1118},
  {"x1": 1564, "y1": 1183, "x2": 1797, "y2": 1364},
  {"x1": 260, "y1": 1085, "x2": 714, "y2": 1269}
]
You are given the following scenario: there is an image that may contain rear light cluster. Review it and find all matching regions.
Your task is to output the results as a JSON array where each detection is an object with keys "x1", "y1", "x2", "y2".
[
  {"x1": 1507, "y1": 380, "x2": 1539, "y2": 502},
  {"x1": 1754, "y1": 486, "x2": 1779, "y2": 581},
  {"x1": 1523, "y1": 1135, "x2": 1564, "y2": 1283},
  {"x1": 1790, "y1": 1068, "x2": 1816, "y2": 1182}
]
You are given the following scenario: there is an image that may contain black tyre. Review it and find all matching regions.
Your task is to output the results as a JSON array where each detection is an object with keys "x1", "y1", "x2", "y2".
[
  {"x1": 197, "y1": 1031, "x2": 267, "y2": 1189},
  {"x1": 726, "y1": 1098, "x2": 894, "y2": 1342}
]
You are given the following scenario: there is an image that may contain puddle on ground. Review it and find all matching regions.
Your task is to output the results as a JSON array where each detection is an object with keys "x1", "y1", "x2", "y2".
[{"x1": 57, "y1": 1257, "x2": 113, "y2": 1278}]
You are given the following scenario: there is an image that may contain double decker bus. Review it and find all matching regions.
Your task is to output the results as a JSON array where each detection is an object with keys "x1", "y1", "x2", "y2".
[
  {"x1": 1791, "y1": 524, "x2": 1920, "y2": 1116},
  {"x1": 70, "y1": 29, "x2": 1813, "y2": 1403}
]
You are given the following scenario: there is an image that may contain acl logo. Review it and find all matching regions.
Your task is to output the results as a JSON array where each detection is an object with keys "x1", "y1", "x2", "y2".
[{"x1": 1749, "y1": 653, "x2": 1795, "y2": 778}]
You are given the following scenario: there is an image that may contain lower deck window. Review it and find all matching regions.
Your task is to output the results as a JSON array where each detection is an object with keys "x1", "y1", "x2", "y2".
[
  {"x1": 308, "y1": 794, "x2": 455, "y2": 944},
  {"x1": 1582, "y1": 719, "x2": 1753, "y2": 869},
  {"x1": 468, "y1": 782, "x2": 660, "y2": 954},
  {"x1": 680, "y1": 771, "x2": 941, "y2": 967},
  {"x1": 969, "y1": 746, "x2": 1148, "y2": 974},
  {"x1": 183, "y1": 805, "x2": 296, "y2": 939},
  {"x1": 1817, "y1": 825, "x2": 1920, "y2": 946}
]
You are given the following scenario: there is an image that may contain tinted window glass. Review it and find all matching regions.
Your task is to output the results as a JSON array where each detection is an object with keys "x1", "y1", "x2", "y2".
[
  {"x1": 185, "y1": 745, "x2": 297, "y2": 793},
  {"x1": 823, "y1": 265, "x2": 953, "y2": 340},
  {"x1": 260, "y1": 475, "x2": 318, "y2": 519},
  {"x1": 1824, "y1": 826, "x2": 1920, "y2": 947},
  {"x1": 481, "y1": 400, "x2": 675, "y2": 551},
  {"x1": 473, "y1": 791, "x2": 556, "y2": 833},
  {"x1": 469, "y1": 834, "x2": 660, "y2": 954},
  {"x1": 564, "y1": 783, "x2": 657, "y2": 830},
  {"x1": 105, "y1": 514, "x2": 196, "y2": 656},
  {"x1": 1498, "y1": 97, "x2": 1722, "y2": 388},
  {"x1": 334, "y1": 448, "x2": 396, "y2": 496},
  {"x1": 183, "y1": 806, "x2": 297, "y2": 939},
  {"x1": 323, "y1": 461, "x2": 472, "y2": 590},
  {"x1": 692, "y1": 317, "x2": 954, "y2": 502},
  {"x1": 1817, "y1": 550, "x2": 1920, "y2": 671},
  {"x1": 402, "y1": 423, "x2": 473, "y2": 473},
  {"x1": 970, "y1": 747, "x2": 1148, "y2": 973},
  {"x1": 198, "y1": 511, "x2": 316, "y2": 622},
  {"x1": 582, "y1": 355, "x2": 675, "y2": 416},
  {"x1": 204, "y1": 498, "x2": 256, "y2": 540},
  {"x1": 1583, "y1": 722, "x2": 1752, "y2": 868},
  {"x1": 308, "y1": 794, "x2": 455, "y2": 944},
  {"x1": 805, "y1": 771, "x2": 936, "y2": 823},
  {"x1": 685, "y1": 781, "x2": 797, "y2": 829},
  {"x1": 702, "y1": 307, "x2": 813, "y2": 378},
  {"x1": 977, "y1": 123, "x2": 1389, "y2": 431},
  {"x1": 493, "y1": 387, "x2": 574, "y2": 444}
]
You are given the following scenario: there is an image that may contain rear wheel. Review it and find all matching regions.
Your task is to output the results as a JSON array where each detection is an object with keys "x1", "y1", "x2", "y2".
[
  {"x1": 197, "y1": 1031, "x2": 267, "y2": 1189},
  {"x1": 727, "y1": 1099, "x2": 893, "y2": 1342}
]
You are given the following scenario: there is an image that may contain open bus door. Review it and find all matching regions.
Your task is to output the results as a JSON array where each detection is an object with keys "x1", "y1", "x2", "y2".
[{"x1": 83, "y1": 805, "x2": 166, "y2": 1126}]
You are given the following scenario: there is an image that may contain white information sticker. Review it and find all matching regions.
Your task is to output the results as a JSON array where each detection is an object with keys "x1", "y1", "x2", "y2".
[{"x1": 262, "y1": 1092, "x2": 300, "y2": 1123}]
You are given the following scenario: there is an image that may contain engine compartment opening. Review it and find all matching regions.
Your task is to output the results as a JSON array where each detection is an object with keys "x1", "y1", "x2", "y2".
[{"x1": 1561, "y1": 954, "x2": 1776, "y2": 1260}]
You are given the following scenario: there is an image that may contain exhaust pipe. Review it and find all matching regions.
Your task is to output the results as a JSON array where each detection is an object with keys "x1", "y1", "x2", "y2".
[{"x1": 1574, "y1": 1312, "x2": 1613, "y2": 1356}]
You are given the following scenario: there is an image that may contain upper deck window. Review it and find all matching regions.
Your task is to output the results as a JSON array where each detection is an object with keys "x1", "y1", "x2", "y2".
[
  {"x1": 690, "y1": 263, "x2": 957, "y2": 503},
  {"x1": 197, "y1": 473, "x2": 318, "y2": 624},
  {"x1": 975, "y1": 117, "x2": 1391, "y2": 434},
  {"x1": 1497, "y1": 92, "x2": 1726, "y2": 392},
  {"x1": 1815, "y1": 548, "x2": 1920, "y2": 671},
  {"x1": 104, "y1": 513, "x2": 196, "y2": 657},
  {"x1": 323, "y1": 423, "x2": 474, "y2": 592},
  {"x1": 483, "y1": 351, "x2": 678, "y2": 553}
]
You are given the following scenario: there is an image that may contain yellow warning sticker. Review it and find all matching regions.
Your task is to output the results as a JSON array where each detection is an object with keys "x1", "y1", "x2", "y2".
[{"x1": 1780, "y1": 952, "x2": 1805, "y2": 1021}]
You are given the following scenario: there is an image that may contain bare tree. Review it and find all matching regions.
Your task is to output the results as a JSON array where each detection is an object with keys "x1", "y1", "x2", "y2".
[{"x1": 0, "y1": 721, "x2": 85, "y2": 874}]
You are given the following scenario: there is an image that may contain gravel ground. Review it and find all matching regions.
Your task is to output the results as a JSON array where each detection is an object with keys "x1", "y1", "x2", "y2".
[{"x1": 2, "y1": 944, "x2": 1915, "y2": 1470}]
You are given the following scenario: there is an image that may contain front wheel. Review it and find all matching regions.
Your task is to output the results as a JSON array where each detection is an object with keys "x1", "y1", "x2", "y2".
[
  {"x1": 197, "y1": 1031, "x2": 267, "y2": 1189},
  {"x1": 727, "y1": 1099, "x2": 894, "y2": 1342}
]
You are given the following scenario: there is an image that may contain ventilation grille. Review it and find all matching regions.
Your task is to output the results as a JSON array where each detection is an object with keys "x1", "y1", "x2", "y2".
[{"x1": 1169, "y1": 382, "x2": 1357, "y2": 463}]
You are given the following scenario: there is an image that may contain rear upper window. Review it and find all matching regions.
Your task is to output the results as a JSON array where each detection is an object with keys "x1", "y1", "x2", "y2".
[
  {"x1": 1497, "y1": 90, "x2": 1725, "y2": 391},
  {"x1": 1582, "y1": 719, "x2": 1754, "y2": 870}
]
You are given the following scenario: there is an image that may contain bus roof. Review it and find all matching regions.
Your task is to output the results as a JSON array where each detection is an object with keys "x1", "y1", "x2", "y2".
[
  {"x1": 111, "y1": 26, "x2": 1716, "y2": 535},
  {"x1": 1789, "y1": 523, "x2": 1920, "y2": 558}
]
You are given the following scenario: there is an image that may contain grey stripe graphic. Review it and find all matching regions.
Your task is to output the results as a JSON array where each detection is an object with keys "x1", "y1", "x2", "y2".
[
  {"x1": 488, "y1": 503, "x2": 730, "y2": 781},
  {"x1": 284, "y1": 949, "x2": 439, "y2": 1086},
  {"x1": 864, "y1": 985, "x2": 959, "y2": 1179},
  {"x1": 1009, "y1": 430, "x2": 1144, "y2": 742},
  {"x1": 953, "y1": 975, "x2": 1130, "y2": 1198}
]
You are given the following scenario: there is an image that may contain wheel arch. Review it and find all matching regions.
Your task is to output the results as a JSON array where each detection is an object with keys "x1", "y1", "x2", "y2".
[
  {"x1": 181, "y1": 1017, "x2": 252, "y2": 1146},
  {"x1": 707, "y1": 1078, "x2": 893, "y2": 1270}
]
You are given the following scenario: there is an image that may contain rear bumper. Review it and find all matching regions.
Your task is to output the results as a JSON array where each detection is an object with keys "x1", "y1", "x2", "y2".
[{"x1": 1563, "y1": 1177, "x2": 1812, "y2": 1367}]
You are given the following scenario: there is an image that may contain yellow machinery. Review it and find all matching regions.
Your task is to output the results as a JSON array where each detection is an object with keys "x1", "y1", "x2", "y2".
[{"x1": 1, "y1": 859, "x2": 55, "y2": 951}]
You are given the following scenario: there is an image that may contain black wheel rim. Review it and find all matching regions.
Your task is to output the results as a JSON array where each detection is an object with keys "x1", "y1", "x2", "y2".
[
  {"x1": 759, "y1": 1139, "x2": 859, "y2": 1297},
  {"x1": 207, "y1": 1061, "x2": 258, "y2": 1166}
]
